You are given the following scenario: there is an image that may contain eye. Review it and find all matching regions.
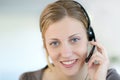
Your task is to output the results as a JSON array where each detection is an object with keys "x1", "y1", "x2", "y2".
[
  {"x1": 70, "y1": 38, "x2": 80, "y2": 43},
  {"x1": 49, "y1": 41, "x2": 60, "y2": 47}
]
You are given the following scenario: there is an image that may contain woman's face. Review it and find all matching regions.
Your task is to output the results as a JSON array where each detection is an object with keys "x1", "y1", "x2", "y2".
[{"x1": 45, "y1": 16, "x2": 88, "y2": 76}]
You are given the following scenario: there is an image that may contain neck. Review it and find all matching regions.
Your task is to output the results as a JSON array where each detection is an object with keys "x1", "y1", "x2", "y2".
[{"x1": 53, "y1": 63, "x2": 88, "y2": 80}]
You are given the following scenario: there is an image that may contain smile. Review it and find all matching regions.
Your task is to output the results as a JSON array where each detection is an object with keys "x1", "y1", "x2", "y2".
[{"x1": 60, "y1": 59, "x2": 78, "y2": 68}]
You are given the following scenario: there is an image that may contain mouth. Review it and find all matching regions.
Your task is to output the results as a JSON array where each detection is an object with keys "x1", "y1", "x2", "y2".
[{"x1": 60, "y1": 59, "x2": 78, "y2": 68}]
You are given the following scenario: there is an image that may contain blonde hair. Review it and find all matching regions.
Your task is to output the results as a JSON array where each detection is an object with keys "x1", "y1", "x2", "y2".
[{"x1": 40, "y1": 0, "x2": 88, "y2": 69}]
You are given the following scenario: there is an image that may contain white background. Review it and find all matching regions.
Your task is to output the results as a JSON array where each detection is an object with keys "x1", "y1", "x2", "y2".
[{"x1": 0, "y1": 0, "x2": 120, "y2": 80}]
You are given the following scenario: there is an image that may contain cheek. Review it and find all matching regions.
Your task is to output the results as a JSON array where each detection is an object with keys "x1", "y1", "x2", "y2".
[
  {"x1": 46, "y1": 47, "x2": 59, "y2": 62},
  {"x1": 75, "y1": 47, "x2": 87, "y2": 56},
  {"x1": 74, "y1": 47, "x2": 87, "y2": 64},
  {"x1": 73, "y1": 42, "x2": 88, "y2": 58}
]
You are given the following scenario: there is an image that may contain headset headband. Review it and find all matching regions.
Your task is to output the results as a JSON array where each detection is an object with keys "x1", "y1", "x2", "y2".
[{"x1": 73, "y1": 1, "x2": 90, "y2": 29}]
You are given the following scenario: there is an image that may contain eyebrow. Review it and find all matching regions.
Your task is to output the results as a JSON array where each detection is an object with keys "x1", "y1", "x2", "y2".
[
  {"x1": 68, "y1": 33, "x2": 80, "y2": 38},
  {"x1": 48, "y1": 33, "x2": 80, "y2": 41}
]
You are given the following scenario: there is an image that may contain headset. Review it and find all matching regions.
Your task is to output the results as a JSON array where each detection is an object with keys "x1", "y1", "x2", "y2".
[{"x1": 73, "y1": 1, "x2": 96, "y2": 63}]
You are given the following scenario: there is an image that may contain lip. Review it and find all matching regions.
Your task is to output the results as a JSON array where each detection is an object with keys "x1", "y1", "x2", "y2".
[{"x1": 60, "y1": 59, "x2": 78, "y2": 68}]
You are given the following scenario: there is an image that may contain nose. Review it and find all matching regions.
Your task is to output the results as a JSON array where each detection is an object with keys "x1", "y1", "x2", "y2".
[{"x1": 60, "y1": 43, "x2": 73, "y2": 58}]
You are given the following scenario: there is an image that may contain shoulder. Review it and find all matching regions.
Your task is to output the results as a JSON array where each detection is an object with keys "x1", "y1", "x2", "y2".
[
  {"x1": 106, "y1": 68, "x2": 120, "y2": 80},
  {"x1": 19, "y1": 66, "x2": 48, "y2": 80},
  {"x1": 19, "y1": 71, "x2": 37, "y2": 80}
]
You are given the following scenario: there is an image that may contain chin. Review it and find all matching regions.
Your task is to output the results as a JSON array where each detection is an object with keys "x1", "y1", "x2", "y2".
[{"x1": 63, "y1": 68, "x2": 80, "y2": 77}]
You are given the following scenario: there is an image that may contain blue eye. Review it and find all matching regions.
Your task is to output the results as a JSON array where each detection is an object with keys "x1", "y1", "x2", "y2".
[
  {"x1": 50, "y1": 41, "x2": 59, "y2": 47},
  {"x1": 71, "y1": 38, "x2": 80, "y2": 43}
]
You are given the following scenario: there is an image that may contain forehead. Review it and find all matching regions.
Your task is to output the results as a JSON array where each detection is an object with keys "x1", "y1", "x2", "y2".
[{"x1": 45, "y1": 16, "x2": 86, "y2": 39}]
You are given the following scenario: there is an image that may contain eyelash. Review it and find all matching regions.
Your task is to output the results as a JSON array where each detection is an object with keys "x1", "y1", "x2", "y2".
[
  {"x1": 70, "y1": 38, "x2": 80, "y2": 43},
  {"x1": 49, "y1": 38, "x2": 80, "y2": 47},
  {"x1": 50, "y1": 41, "x2": 59, "y2": 47}
]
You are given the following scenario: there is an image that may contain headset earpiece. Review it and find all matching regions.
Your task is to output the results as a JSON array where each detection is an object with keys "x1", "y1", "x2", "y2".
[{"x1": 87, "y1": 26, "x2": 96, "y2": 41}]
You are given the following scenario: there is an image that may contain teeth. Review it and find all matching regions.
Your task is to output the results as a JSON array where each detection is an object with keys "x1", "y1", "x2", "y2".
[{"x1": 62, "y1": 60, "x2": 76, "y2": 65}]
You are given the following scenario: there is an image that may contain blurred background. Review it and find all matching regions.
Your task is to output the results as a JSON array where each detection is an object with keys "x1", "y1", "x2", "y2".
[{"x1": 0, "y1": 0, "x2": 120, "y2": 80}]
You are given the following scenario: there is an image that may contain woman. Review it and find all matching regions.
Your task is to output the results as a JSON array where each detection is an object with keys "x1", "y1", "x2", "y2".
[{"x1": 20, "y1": 0, "x2": 120, "y2": 80}]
